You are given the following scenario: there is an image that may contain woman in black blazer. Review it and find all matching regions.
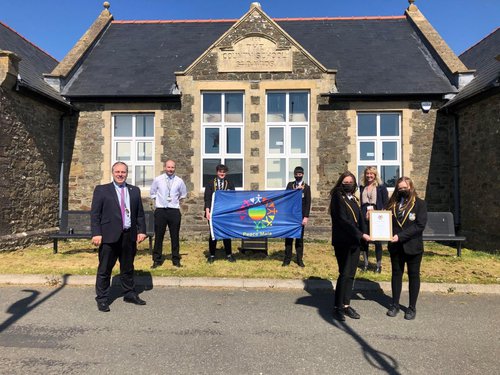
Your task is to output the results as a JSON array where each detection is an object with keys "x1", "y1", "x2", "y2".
[
  {"x1": 386, "y1": 176, "x2": 427, "y2": 320},
  {"x1": 359, "y1": 166, "x2": 389, "y2": 273},
  {"x1": 329, "y1": 171, "x2": 370, "y2": 321}
]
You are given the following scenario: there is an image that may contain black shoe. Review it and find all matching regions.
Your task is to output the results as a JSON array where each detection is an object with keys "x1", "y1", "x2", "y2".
[
  {"x1": 386, "y1": 304, "x2": 400, "y2": 317},
  {"x1": 404, "y1": 306, "x2": 416, "y2": 320},
  {"x1": 207, "y1": 255, "x2": 215, "y2": 264},
  {"x1": 333, "y1": 307, "x2": 345, "y2": 321},
  {"x1": 173, "y1": 260, "x2": 182, "y2": 268},
  {"x1": 226, "y1": 254, "x2": 236, "y2": 263},
  {"x1": 123, "y1": 295, "x2": 146, "y2": 305},
  {"x1": 297, "y1": 260, "x2": 305, "y2": 268},
  {"x1": 282, "y1": 260, "x2": 290, "y2": 267},
  {"x1": 97, "y1": 301, "x2": 110, "y2": 312},
  {"x1": 151, "y1": 262, "x2": 161, "y2": 269},
  {"x1": 375, "y1": 265, "x2": 382, "y2": 273},
  {"x1": 344, "y1": 306, "x2": 360, "y2": 319}
]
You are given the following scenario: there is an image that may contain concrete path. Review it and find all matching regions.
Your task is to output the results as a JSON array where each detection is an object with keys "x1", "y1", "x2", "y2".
[
  {"x1": 0, "y1": 285, "x2": 498, "y2": 374},
  {"x1": 0, "y1": 274, "x2": 499, "y2": 294}
]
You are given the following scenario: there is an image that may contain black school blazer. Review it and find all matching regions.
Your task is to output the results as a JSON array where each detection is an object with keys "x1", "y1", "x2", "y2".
[{"x1": 388, "y1": 197, "x2": 427, "y2": 255}]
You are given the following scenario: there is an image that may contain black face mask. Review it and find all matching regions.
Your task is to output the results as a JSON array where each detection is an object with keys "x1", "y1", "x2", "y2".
[
  {"x1": 342, "y1": 183, "x2": 355, "y2": 193},
  {"x1": 295, "y1": 175, "x2": 303, "y2": 182},
  {"x1": 398, "y1": 190, "x2": 409, "y2": 198}
]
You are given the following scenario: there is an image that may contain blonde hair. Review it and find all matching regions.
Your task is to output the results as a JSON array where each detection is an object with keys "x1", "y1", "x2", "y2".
[{"x1": 362, "y1": 166, "x2": 381, "y2": 186}]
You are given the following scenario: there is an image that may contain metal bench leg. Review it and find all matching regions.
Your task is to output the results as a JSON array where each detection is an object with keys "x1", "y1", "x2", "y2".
[
  {"x1": 53, "y1": 239, "x2": 58, "y2": 254},
  {"x1": 149, "y1": 237, "x2": 153, "y2": 255},
  {"x1": 457, "y1": 242, "x2": 462, "y2": 257}
]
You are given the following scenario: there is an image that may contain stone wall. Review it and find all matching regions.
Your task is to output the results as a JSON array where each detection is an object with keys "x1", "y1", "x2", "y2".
[
  {"x1": 456, "y1": 95, "x2": 500, "y2": 252},
  {"x1": 0, "y1": 86, "x2": 65, "y2": 250},
  {"x1": 412, "y1": 103, "x2": 454, "y2": 210},
  {"x1": 67, "y1": 103, "x2": 106, "y2": 210}
]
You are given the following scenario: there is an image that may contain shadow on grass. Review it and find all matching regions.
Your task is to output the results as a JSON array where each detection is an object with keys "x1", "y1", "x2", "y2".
[
  {"x1": 296, "y1": 276, "x2": 401, "y2": 374},
  {"x1": 59, "y1": 247, "x2": 97, "y2": 255},
  {"x1": 422, "y1": 250, "x2": 461, "y2": 258}
]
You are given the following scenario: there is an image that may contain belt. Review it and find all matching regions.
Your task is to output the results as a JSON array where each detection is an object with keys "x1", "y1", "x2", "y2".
[
  {"x1": 157, "y1": 207, "x2": 179, "y2": 210},
  {"x1": 122, "y1": 228, "x2": 131, "y2": 233}
]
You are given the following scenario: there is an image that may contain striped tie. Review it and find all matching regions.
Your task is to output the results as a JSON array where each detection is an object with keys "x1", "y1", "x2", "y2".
[{"x1": 120, "y1": 186, "x2": 126, "y2": 229}]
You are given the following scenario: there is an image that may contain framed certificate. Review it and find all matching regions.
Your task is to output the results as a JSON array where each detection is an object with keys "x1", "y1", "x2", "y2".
[{"x1": 369, "y1": 210, "x2": 393, "y2": 241}]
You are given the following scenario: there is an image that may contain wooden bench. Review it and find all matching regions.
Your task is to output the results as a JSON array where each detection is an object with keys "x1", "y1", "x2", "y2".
[
  {"x1": 423, "y1": 212, "x2": 466, "y2": 257},
  {"x1": 49, "y1": 210, "x2": 155, "y2": 254},
  {"x1": 239, "y1": 238, "x2": 269, "y2": 255}
]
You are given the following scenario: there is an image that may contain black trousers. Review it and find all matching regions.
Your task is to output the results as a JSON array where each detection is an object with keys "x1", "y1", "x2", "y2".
[
  {"x1": 209, "y1": 236, "x2": 232, "y2": 256},
  {"x1": 153, "y1": 208, "x2": 181, "y2": 263},
  {"x1": 389, "y1": 244, "x2": 423, "y2": 308},
  {"x1": 333, "y1": 243, "x2": 360, "y2": 308},
  {"x1": 284, "y1": 226, "x2": 305, "y2": 262},
  {"x1": 361, "y1": 240, "x2": 383, "y2": 262},
  {"x1": 95, "y1": 231, "x2": 137, "y2": 302}
]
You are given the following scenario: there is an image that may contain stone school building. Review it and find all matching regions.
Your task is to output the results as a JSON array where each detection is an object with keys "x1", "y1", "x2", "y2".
[{"x1": 1, "y1": 1, "x2": 498, "y2": 250}]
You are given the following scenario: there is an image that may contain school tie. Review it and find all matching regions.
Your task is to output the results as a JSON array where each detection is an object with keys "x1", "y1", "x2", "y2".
[
  {"x1": 218, "y1": 179, "x2": 223, "y2": 190},
  {"x1": 120, "y1": 186, "x2": 126, "y2": 229},
  {"x1": 397, "y1": 203, "x2": 405, "y2": 222}
]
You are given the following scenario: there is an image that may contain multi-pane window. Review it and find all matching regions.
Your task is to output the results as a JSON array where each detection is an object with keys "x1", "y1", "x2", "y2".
[
  {"x1": 357, "y1": 113, "x2": 401, "y2": 187},
  {"x1": 266, "y1": 91, "x2": 309, "y2": 189},
  {"x1": 202, "y1": 92, "x2": 244, "y2": 188},
  {"x1": 112, "y1": 114, "x2": 154, "y2": 189}
]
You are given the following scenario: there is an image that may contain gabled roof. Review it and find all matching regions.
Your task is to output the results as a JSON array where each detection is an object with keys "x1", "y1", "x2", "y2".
[
  {"x1": 460, "y1": 28, "x2": 500, "y2": 71},
  {"x1": 62, "y1": 16, "x2": 456, "y2": 98},
  {"x1": 445, "y1": 28, "x2": 500, "y2": 108},
  {"x1": 280, "y1": 17, "x2": 455, "y2": 95},
  {"x1": 0, "y1": 22, "x2": 68, "y2": 105}
]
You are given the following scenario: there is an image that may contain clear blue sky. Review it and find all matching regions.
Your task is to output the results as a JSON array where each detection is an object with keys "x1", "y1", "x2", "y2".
[{"x1": 1, "y1": 0, "x2": 498, "y2": 61}]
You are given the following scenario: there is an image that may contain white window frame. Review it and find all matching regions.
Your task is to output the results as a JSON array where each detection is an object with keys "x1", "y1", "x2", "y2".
[
  {"x1": 356, "y1": 112, "x2": 401, "y2": 189},
  {"x1": 265, "y1": 91, "x2": 310, "y2": 189},
  {"x1": 201, "y1": 91, "x2": 245, "y2": 189},
  {"x1": 111, "y1": 113, "x2": 155, "y2": 190}
]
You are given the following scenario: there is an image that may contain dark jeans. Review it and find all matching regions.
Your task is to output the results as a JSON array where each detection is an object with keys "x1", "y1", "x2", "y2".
[
  {"x1": 333, "y1": 243, "x2": 360, "y2": 308},
  {"x1": 153, "y1": 208, "x2": 181, "y2": 263},
  {"x1": 95, "y1": 231, "x2": 137, "y2": 302},
  {"x1": 361, "y1": 240, "x2": 383, "y2": 262},
  {"x1": 389, "y1": 245, "x2": 423, "y2": 308},
  {"x1": 284, "y1": 226, "x2": 305, "y2": 262}
]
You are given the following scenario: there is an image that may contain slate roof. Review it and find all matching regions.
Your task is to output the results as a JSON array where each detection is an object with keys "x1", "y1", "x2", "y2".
[
  {"x1": 0, "y1": 22, "x2": 68, "y2": 105},
  {"x1": 460, "y1": 28, "x2": 500, "y2": 71},
  {"x1": 62, "y1": 17, "x2": 456, "y2": 98},
  {"x1": 445, "y1": 28, "x2": 500, "y2": 108}
]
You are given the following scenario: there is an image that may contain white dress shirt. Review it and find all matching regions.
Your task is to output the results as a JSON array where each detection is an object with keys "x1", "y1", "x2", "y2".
[{"x1": 150, "y1": 174, "x2": 187, "y2": 209}]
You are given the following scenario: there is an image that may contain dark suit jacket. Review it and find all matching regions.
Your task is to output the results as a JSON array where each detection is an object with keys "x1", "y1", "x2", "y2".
[
  {"x1": 91, "y1": 182, "x2": 146, "y2": 243},
  {"x1": 388, "y1": 197, "x2": 427, "y2": 255},
  {"x1": 204, "y1": 178, "x2": 235, "y2": 212},
  {"x1": 330, "y1": 189, "x2": 367, "y2": 246},
  {"x1": 286, "y1": 181, "x2": 311, "y2": 218},
  {"x1": 359, "y1": 184, "x2": 389, "y2": 217}
]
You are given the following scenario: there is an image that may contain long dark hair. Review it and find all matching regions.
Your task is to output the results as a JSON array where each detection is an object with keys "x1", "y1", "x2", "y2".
[
  {"x1": 386, "y1": 176, "x2": 418, "y2": 211},
  {"x1": 329, "y1": 171, "x2": 358, "y2": 212}
]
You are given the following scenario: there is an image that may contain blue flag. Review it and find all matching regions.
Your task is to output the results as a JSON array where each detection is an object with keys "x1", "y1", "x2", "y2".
[{"x1": 210, "y1": 190, "x2": 303, "y2": 240}]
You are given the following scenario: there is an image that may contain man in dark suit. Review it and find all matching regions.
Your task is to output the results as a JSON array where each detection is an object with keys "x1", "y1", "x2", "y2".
[
  {"x1": 283, "y1": 166, "x2": 311, "y2": 267},
  {"x1": 91, "y1": 161, "x2": 147, "y2": 312},
  {"x1": 204, "y1": 164, "x2": 236, "y2": 263}
]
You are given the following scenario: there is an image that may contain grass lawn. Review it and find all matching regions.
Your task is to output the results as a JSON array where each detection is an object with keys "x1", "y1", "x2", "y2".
[{"x1": 0, "y1": 239, "x2": 498, "y2": 284}]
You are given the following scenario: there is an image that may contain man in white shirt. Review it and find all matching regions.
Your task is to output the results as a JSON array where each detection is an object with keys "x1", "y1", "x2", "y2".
[{"x1": 150, "y1": 160, "x2": 187, "y2": 268}]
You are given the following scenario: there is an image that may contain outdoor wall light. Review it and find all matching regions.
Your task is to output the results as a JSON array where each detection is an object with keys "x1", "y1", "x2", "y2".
[{"x1": 421, "y1": 101, "x2": 432, "y2": 113}]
